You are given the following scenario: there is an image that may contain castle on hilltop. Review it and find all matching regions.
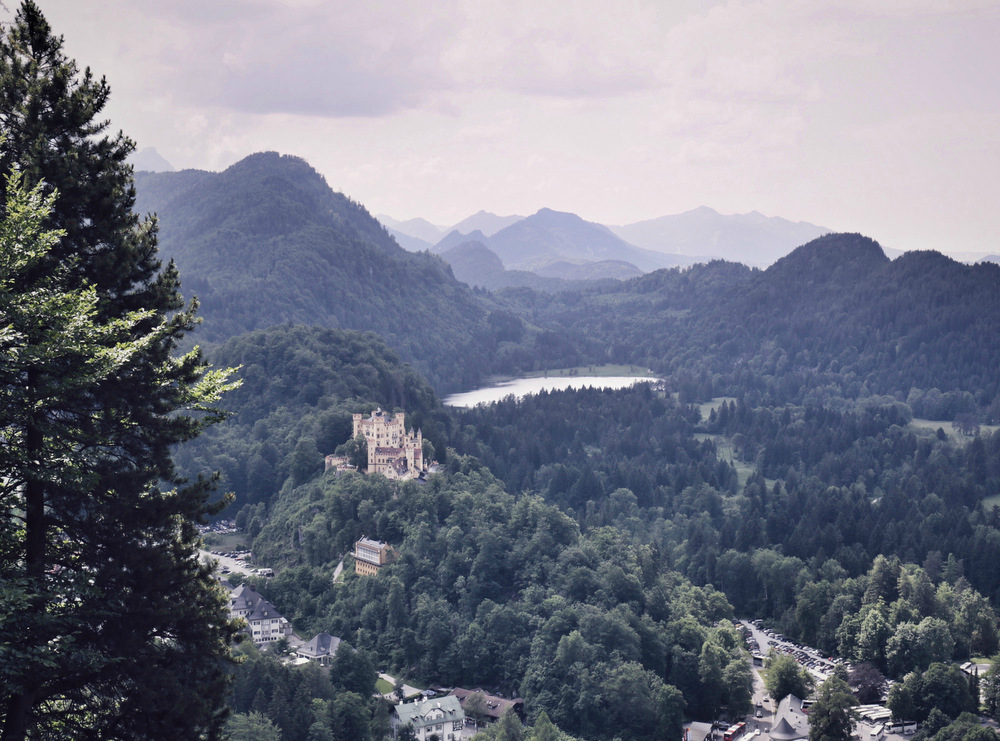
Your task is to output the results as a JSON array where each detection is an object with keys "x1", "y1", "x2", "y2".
[{"x1": 326, "y1": 408, "x2": 426, "y2": 480}]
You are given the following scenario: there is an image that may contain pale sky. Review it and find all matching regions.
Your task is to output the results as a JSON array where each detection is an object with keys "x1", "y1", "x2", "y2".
[{"x1": 20, "y1": 0, "x2": 1000, "y2": 256}]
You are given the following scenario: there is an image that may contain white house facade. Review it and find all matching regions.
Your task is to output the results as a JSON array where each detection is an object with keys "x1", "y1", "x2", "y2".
[
  {"x1": 391, "y1": 697, "x2": 465, "y2": 741},
  {"x1": 229, "y1": 584, "x2": 292, "y2": 645}
]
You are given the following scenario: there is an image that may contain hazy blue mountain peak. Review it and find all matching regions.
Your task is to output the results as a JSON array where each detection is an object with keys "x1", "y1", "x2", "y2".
[{"x1": 129, "y1": 146, "x2": 175, "y2": 173}]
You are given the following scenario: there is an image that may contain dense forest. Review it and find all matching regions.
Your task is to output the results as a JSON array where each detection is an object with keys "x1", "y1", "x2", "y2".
[
  {"x1": 248, "y1": 459, "x2": 730, "y2": 740},
  {"x1": 489, "y1": 235, "x2": 1000, "y2": 420},
  {"x1": 133, "y1": 152, "x2": 1000, "y2": 740},
  {"x1": 133, "y1": 154, "x2": 539, "y2": 393},
  {"x1": 172, "y1": 325, "x2": 1000, "y2": 740}
]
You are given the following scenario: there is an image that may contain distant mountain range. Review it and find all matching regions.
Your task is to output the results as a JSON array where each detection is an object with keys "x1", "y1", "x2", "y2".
[
  {"x1": 480, "y1": 208, "x2": 683, "y2": 273},
  {"x1": 382, "y1": 208, "x2": 696, "y2": 286},
  {"x1": 441, "y1": 240, "x2": 640, "y2": 291},
  {"x1": 608, "y1": 206, "x2": 831, "y2": 267},
  {"x1": 377, "y1": 205, "x2": 836, "y2": 281},
  {"x1": 377, "y1": 210, "x2": 523, "y2": 245},
  {"x1": 131, "y1": 150, "x2": 1000, "y2": 412}
]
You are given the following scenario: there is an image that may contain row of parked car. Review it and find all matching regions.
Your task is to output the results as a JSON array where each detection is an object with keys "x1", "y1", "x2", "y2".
[{"x1": 746, "y1": 620, "x2": 845, "y2": 680}]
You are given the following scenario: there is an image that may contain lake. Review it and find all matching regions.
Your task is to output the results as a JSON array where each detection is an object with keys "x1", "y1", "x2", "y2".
[{"x1": 443, "y1": 375, "x2": 657, "y2": 408}]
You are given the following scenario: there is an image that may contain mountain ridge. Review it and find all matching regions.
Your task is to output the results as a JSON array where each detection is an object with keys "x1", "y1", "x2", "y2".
[
  {"x1": 133, "y1": 152, "x2": 490, "y2": 392},
  {"x1": 477, "y1": 207, "x2": 686, "y2": 273},
  {"x1": 382, "y1": 204, "x2": 834, "y2": 269}
]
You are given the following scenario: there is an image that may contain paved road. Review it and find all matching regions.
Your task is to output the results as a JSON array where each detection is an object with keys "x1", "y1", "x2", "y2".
[
  {"x1": 379, "y1": 673, "x2": 422, "y2": 700},
  {"x1": 333, "y1": 554, "x2": 346, "y2": 583}
]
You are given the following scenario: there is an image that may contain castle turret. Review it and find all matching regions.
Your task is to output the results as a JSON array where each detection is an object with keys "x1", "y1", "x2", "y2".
[{"x1": 344, "y1": 408, "x2": 426, "y2": 480}]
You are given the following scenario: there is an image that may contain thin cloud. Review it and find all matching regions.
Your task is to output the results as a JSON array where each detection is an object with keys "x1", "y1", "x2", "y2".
[{"x1": 21, "y1": 0, "x2": 1000, "y2": 254}]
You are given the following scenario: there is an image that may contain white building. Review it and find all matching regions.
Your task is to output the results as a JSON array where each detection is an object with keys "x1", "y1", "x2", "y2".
[
  {"x1": 354, "y1": 537, "x2": 395, "y2": 577},
  {"x1": 391, "y1": 697, "x2": 465, "y2": 741},
  {"x1": 296, "y1": 632, "x2": 341, "y2": 665},
  {"x1": 229, "y1": 584, "x2": 292, "y2": 645}
]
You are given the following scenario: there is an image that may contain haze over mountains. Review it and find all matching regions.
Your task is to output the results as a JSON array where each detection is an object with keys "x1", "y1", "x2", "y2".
[
  {"x1": 379, "y1": 205, "x2": 834, "y2": 276},
  {"x1": 133, "y1": 146, "x2": 991, "y2": 274},
  {"x1": 132, "y1": 150, "x2": 1000, "y2": 412},
  {"x1": 610, "y1": 206, "x2": 833, "y2": 267}
]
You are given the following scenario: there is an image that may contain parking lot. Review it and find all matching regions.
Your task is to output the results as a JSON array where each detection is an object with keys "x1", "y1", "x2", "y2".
[
  {"x1": 742, "y1": 620, "x2": 844, "y2": 684},
  {"x1": 739, "y1": 620, "x2": 921, "y2": 741},
  {"x1": 200, "y1": 549, "x2": 256, "y2": 577}
]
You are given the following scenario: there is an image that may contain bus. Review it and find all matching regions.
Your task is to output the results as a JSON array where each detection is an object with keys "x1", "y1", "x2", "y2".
[{"x1": 724, "y1": 722, "x2": 747, "y2": 741}]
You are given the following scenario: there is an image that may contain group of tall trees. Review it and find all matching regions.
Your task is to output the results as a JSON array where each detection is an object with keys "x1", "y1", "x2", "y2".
[
  {"x1": 247, "y1": 460, "x2": 741, "y2": 740},
  {"x1": 0, "y1": 3, "x2": 238, "y2": 738},
  {"x1": 225, "y1": 640, "x2": 385, "y2": 741},
  {"x1": 214, "y1": 369, "x2": 1000, "y2": 738}
]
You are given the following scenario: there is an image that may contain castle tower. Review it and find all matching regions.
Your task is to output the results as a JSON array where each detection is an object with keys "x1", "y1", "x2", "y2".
[{"x1": 343, "y1": 409, "x2": 426, "y2": 480}]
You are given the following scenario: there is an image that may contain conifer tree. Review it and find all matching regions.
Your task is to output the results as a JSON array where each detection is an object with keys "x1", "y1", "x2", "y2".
[{"x1": 0, "y1": 3, "x2": 240, "y2": 739}]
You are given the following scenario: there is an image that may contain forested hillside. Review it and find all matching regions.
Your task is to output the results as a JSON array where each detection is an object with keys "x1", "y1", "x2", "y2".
[
  {"x1": 450, "y1": 384, "x2": 1000, "y2": 609},
  {"x1": 236, "y1": 377, "x2": 1000, "y2": 738},
  {"x1": 172, "y1": 325, "x2": 450, "y2": 515},
  {"x1": 135, "y1": 150, "x2": 1000, "y2": 740},
  {"x1": 498, "y1": 234, "x2": 1000, "y2": 420},
  {"x1": 135, "y1": 154, "x2": 506, "y2": 392},
  {"x1": 251, "y1": 459, "x2": 741, "y2": 740}
]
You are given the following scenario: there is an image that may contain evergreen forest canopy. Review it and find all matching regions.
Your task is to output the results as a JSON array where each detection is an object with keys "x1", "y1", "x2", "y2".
[
  {"x1": 2, "y1": 0, "x2": 1000, "y2": 737},
  {"x1": 143, "y1": 152, "x2": 1000, "y2": 739}
]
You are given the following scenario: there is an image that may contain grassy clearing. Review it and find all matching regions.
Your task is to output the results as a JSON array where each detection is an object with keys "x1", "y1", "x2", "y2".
[
  {"x1": 375, "y1": 678, "x2": 393, "y2": 694},
  {"x1": 698, "y1": 396, "x2": 737, "y2": 422},
  {"x1": 695, "y1": 398, "x2": 763, "y2": 488},
  {"x1": 202, "y1": 531, "x2": 249, "y2": 550},
  {"x1": 696, "y1": 432, "x2": 764, "y2": 489},
  {"x1": 909, "y1": 418, "x2": 1000, "y2": 443}
]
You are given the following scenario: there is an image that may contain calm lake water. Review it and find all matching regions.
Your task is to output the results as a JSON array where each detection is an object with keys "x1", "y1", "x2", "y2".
[{"x1": 443, "y1": 375, "x2": 657, "y2": 408}]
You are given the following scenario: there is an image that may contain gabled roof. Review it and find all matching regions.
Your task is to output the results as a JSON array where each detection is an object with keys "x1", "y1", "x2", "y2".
[
  {"x1": 449, "y1": 688, "x2": 523, "y2": 720},
  {"x1": 246, "y1": 596, "x2": 283, "y2": 622},
  {"x1": 230, "y1": 584, "x2": 285, "y2": 623},
  {"x1": 771, "y1": 694, "x2": 809, "y2": 741},
  {"x1": 394, "y1": 696, "x2": 464, "y2": 729},
  {"x1": 230, "y1": 583, "x2": 261, "y2": 612}
]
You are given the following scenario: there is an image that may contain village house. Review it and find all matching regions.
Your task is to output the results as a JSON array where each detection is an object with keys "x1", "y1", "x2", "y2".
[
  {"x1": 354, "y1": 536, "x2": 395, "y2": 576},
  {"x1": 391, "y1": 696, "x2": 465, "y2": 741},
  {"x1": 296, "y1": 632, "x2": 341, "y2": 665},
  {"x1": 228, "y1": 584, "x2": 292, "y2": 645},
  {"x1": 449, "y1": 688, "x2": 524, "y2": 727}
]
